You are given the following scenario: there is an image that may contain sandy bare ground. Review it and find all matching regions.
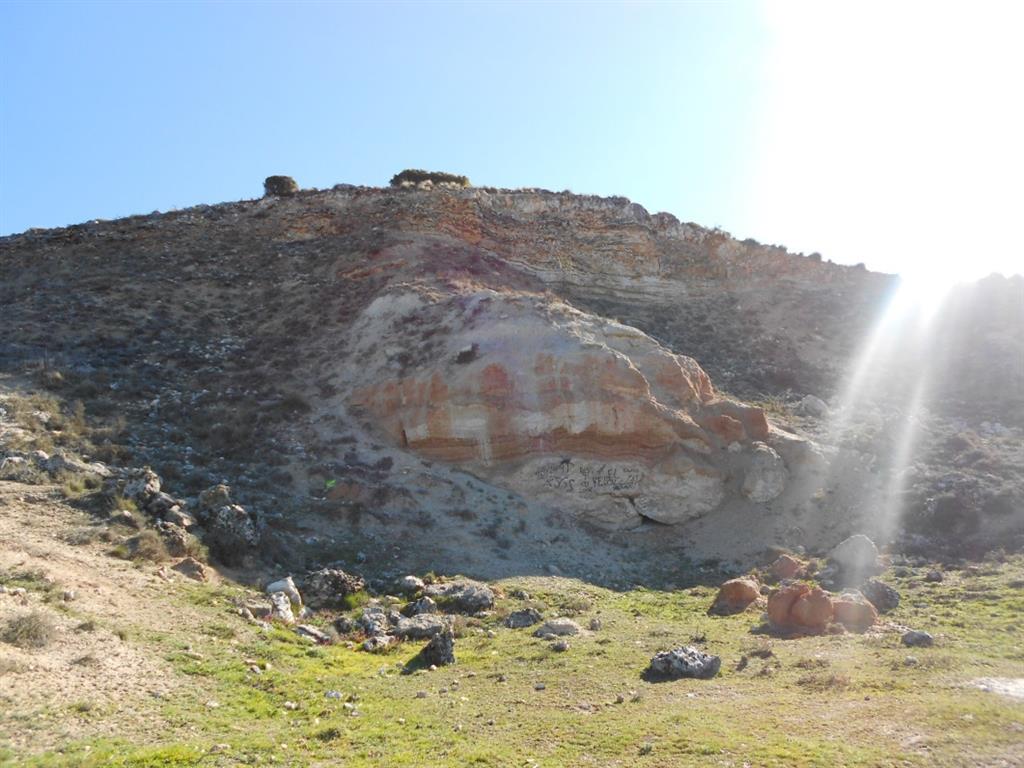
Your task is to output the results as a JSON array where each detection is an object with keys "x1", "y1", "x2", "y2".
[{"x1": 0, "y1": 481, "x2": 218, "y2": 754}]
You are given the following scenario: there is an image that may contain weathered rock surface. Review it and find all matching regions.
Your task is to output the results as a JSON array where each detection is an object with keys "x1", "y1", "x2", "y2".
[
  {"x1": 268, "y1": 592, "x2": 296, "y2": 624},
  {"x1": 295, "y1": 624, "x2": 332, "y2": 644},
  {"x1": 505, "y1": 607, "x2": 543, "y2": 628},
  {"x1": 360, "y1": 603, "x2": 392, "y2": 637},
  {"x1": 708, "y1": 577, "x2": 761, "y2": 615},
  {"x1": 533, "y1": 618, "x2": 582, "y2": 638},
  {"x1": 301, "y1": 568, "x2": 365, "y2": 609},
  {"x1": 404, "y1": 596, "x2": 438, "y2": 616},
  {"x1": 860, "y1": 579, "x2": 900, "y2": 613},
  {"x1": 902, "y1": 629, "x2": 934, "y2": 647},
  {"x1": 419, "y1": 626, "x2": 455, "y2": 666},
  {"x1": 394, "y1": 614, "x2": 448, "y2": 639},
  {"x1": 646, "y1": 646, "x2": 721, "y2": 680},
  {"x1": 203, "y1": 505, "x2": 260, "y2": 565},
  {"x1": 397, "y1": 575, "x2": 425, "y2": 594},
  {"x1": 171, "y1": 556, "x2": 208, "y2": 582},
  {"x1": 2, "y1": 181, "x2": 1020, "y2": 578},
  {"x1": 363, "y1": 634, "x2": 397, "y2": 653},
  {"x1": 424, "y1": 580, "x2": 495, "y2": 613},
  {"x1": 741, "y1": 443, "x2": 788, "y2": 503},
  {"x1": 155, "y1": 521, "x2": 193, "y2": 558},
  {"x1": 122, "y1": 468, "x2": 161, "y2": 507},
  {"x1": 347, "y1": 281, "x2": 798, "y2": 530},
  {"x1": 265, "y1": 576, "x2": 303, "y2": 608}
]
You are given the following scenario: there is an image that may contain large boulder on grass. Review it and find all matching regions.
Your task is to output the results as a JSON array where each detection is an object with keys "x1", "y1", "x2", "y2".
[
  {"x1": 418, "y1": 626, "x2": 456, "y2": 666},
  {"x1": 708, "y1": 577, "x2": 761, "y2": 615},
  {"x1": 831, "y1": 590, "x2": 878, "y2": 632},
  {"x1": 646, "y1": 646, "x2": 721, "y2": 680},
  {"x1": 767, "y1": 583, "x2": 833, "y2": 632}
]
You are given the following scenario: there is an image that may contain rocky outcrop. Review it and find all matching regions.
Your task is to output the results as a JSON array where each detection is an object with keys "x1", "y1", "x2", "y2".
[
  {"x1": 346, "y1": 280, "x2": 808, "y2": 530},
  {"x1": 423, "y1": 580, "x2": 495, "y2": 613},
  {"x1": 301, "y1": 568, "x2": 365, "y2": 610}
]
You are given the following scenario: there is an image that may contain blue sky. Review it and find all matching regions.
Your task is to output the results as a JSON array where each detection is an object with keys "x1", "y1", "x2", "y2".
[{"x1": 2, "y1": 2, "x2": 1021, "y2": 280}]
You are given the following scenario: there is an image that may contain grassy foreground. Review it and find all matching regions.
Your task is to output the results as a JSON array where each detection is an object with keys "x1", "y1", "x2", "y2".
[{"x1": 5, "y1": 555, "x2": 1022, "y2": 768}]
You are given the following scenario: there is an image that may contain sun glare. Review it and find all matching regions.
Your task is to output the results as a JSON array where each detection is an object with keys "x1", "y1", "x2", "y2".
[{"x1": 751, "y1": 1, "x2": 1024, "y2": 281}]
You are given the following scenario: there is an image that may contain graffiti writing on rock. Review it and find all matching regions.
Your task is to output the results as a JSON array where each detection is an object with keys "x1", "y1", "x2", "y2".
[{"x1": 534, "y1": 460, "x2": 642, "y2": 494}]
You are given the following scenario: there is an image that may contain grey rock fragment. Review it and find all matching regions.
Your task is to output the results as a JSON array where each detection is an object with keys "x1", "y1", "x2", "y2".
[
  {"x1": 394, "y1": 614, "x2": 449, "y2": 639},
  {"x1": 902, "y1": 630, "x2": 934, "y2": 647},
  {"x1": 419, "y1": 627, "x2": 455, "y2": 666},
  {"x1": 646, "y1": 646, "x2": 721, "y2": 680},
  {"x1": 301, "y1": 568, "x2": 365, "y2": 609},
  {"x1": 505, "y1": 608, "x2": 543, "y2": 629},
  {"x1": 533, "y1": 618, "x2": 581, "y2": 638},
  {"x1": 404, "y1": 596, "x2": 438, "y2": 616},
  {"x1": 860, "y1": 578, "x2": 900, "y2": 613},
  {"x1": 425, "y1": 580, "x2": 495, "y2": 613}
]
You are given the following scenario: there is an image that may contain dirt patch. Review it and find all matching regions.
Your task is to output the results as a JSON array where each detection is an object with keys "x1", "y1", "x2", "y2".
[{"x1": 0, "y1": 482, "x2": 213, "y2": 753}]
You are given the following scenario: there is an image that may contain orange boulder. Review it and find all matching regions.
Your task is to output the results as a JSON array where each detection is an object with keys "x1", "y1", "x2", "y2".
[
  {"x1": 709, "y1": 577, "x2": 761, "y2": 615},
  {"x1": 790, "y1": 587, "x2": 834, "y2": 630},
  {"x1": 831, "y1": 591, "x2": 878, "y2": 633},
  {"x1": 767, "y1": 583, "x2": 833, "y2": 632}
]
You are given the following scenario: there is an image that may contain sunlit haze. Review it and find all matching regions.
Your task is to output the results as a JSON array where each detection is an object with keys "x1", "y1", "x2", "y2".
[{"x1": 751, "y1": 1, "x2": 1024, "y2": 282}]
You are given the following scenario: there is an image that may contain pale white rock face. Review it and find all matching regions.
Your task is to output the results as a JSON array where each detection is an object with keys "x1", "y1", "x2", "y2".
[
  {"x1": 343, "y1": 276, "x2": 784, "y2": 530},
  {"x1": 741, "y1": 443, "x2": 788, "y2": 503},
  {"x1": 266, "y1": 577, "x2": 302, "y2": 608}
]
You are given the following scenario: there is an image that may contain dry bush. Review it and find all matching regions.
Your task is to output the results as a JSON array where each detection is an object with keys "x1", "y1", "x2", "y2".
[
  {"x1": 124, "y1": 529, "x2": 169, "y2": 562},
  {"x1": 2, "y1": 611, "x2": 57, "y2": 649}
]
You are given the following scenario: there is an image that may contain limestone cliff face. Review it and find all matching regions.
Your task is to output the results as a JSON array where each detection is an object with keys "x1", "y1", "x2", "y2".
[{"x1": 343, "y1": 274, "x2": 787, "y2": 530}]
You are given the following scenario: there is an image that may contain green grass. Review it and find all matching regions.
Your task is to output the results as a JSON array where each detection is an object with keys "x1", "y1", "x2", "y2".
[{"x1": 13, "y1": 557, "x2": 1024, "y2": 767}]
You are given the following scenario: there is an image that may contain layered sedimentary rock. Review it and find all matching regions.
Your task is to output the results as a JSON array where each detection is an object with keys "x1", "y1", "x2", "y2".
[{"x1": 346, "y1": 278, "x2": 796, "y2": 530}]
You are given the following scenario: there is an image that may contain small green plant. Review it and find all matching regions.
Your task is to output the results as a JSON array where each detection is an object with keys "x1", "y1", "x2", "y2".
[{"x1": 61, "y1": 472, "x2": 102, "y2": 499}]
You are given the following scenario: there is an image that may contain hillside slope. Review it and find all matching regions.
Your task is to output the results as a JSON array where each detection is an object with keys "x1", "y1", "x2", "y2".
[{"x1": 1, "y1": 183, "x2": 1021, "y2": 580}]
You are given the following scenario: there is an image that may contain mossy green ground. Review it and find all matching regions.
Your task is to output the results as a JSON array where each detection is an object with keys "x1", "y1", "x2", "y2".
[{"x1": 9, "y1": 559, "x2": 1024, "y2": 768}]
